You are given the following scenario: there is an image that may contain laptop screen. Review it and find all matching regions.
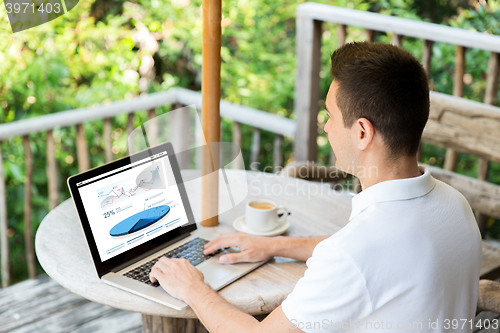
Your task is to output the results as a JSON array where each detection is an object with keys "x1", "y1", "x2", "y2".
[{"x1": 75, "y1": 149, "x2": 190, "y2": 262}]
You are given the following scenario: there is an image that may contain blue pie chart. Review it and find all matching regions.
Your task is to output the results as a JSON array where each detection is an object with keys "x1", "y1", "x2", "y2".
[{"x1": 109, "y1": 205, "x2": 170, "y2": 237}]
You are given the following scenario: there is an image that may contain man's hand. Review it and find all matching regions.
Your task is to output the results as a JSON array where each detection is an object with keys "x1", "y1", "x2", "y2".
[
  {"x1": 203, "y1": 232, "x2": 274, "y2": 264},
  {"x1": 148, "y1": 235, "x2": 313, "y2": 333},
  {"x1": 149, "y1": 257, "x2": 212, "y2": 303}
]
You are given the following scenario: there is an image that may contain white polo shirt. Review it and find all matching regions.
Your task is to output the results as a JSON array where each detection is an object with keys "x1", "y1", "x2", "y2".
[{"x1": 282, "y1": 165, "x2": 481, "y2": 332}]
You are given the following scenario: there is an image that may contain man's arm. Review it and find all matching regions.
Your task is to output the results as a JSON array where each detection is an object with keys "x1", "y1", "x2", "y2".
[
  {"x1": 149, "y1": 257, "x2": 304, "y2": 333},
  {"x1": 148, "y1": 233, "x2": 328, "y2": 332},
  {"x1": 203, "y1": 232, "x2": 328, "y2": 263},
  {"x1": 271, "y1": 235, "x2": 329, "y2": 261}
]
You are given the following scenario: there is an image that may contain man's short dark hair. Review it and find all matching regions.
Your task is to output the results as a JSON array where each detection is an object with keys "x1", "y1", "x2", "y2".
[{"x1": 330, "y1": 42, "x2": 429, "y2": 158}]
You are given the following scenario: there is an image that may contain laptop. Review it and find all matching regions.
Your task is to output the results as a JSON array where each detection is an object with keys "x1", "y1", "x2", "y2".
[{"x1": 67, "y1": 141, "x2": 268, "y2": 310}]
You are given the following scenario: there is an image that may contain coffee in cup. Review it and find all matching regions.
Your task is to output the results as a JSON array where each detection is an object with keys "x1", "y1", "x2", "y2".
[
  {"x1": 249, "y1": 202, "x2": 275, "y2": 210},
  {"x1": 245, "y1": 200, "x2": 288, "y2": 232}
]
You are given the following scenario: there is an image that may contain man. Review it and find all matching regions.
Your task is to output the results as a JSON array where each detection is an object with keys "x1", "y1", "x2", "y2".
[{"x1": 150, "y1": 42, "x2": 482, "y2": 332}]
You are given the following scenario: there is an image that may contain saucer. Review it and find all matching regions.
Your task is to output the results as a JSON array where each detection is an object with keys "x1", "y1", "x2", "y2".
[{"x1": 232, "y1": 215, "x2": 290, "y2": 237}]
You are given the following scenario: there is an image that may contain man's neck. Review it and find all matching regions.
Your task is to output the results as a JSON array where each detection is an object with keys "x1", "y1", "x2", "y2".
[{"x1": 356, "y1": 156, "x2": 422, "y2": 191}]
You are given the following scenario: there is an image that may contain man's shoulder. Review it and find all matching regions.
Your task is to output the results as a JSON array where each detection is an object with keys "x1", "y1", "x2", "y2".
[
  {"x1": 431, "y1": 177, "x2": 471, "y2": 207},
  {"x1": 426, "y1": 177, "x2": 478, "y2": 225},
  {"x1": 322, "y1": 176, "x2": 478, "y2": 257}
]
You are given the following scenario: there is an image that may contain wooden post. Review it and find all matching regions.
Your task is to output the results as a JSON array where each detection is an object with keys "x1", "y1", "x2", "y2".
[
  {"x1": 46, "y1": 130, "x2": 59, "y2": 210},
  {"x1": 147, "y1": 109, "x2": 158, "y2": 147},
  {"x1": 126, "y1": 113, "x2": 135, "y2": 154},
  {"x1": 418, "y1": 39, "x2": 434, "y2": 162},
  {"x1": 231, "y1": 121, "x2": 242, "y2": 169},
  {"x1": 219, "y1": 123, "x2": 224, "y2": 169},
  {"x1": 195, "y1": 111, "x2": 203, "y2": 171},
  {"x1": 0, "y1": 142, "x2": 9, "y2": 288},
  {"x1": 23, "y1": 136, "x2": 36, "y2": 280},
  {"x1": 443, "y1": 147, "x2": 459, "y2": 172},
  {"x1": 476, "y1": 157, "x2": 490, "y2": 238},
  {"x1": 103, "y1": 118, "x2": 113, "y2": 163},
  {"x1": 453, "y1": 46, "x2": 466, "y2": 97},
  {"x1": 484, "y1": 53, "x2": 500, "y2": 106},
  {"x1": 169, "y1": 103, "x2": 192, "y2": 169},
  {"x1": 476, "y1": 52, "x2": 500, "y2": 236},
  {"x1": 273, "y1": 134, "x2": 283, "y2": 171},
  {"x1": 201, "y1": 0, "x2": 221, "y2": 226},
  {"x1": 127, "y1": 113, "x2": 135, "y2": 136},
  {"x1": 391, "y1": 33, "x2": 402, "y2": 47},
  {"x1": 365, "y1": 29, "x2": 374, "y2": 42},
  {"x1": 294, "y1": 17, "x2": 322, "y2": 162},
  {"x1": 444, "y1": 45, "x2": 466, "y2": 172},
  {"x1": 422, "y1": 40, "x2": 434, "y2": 79},
  {"x1": 76, "y1": 123, "x2": 90, "y2": 172},
  {"x1": 337, "y1": 24, "x2": 346, "y2": 47},
  {"x1": 250, "y1": 128, "x2": 261, "y2": 168}
]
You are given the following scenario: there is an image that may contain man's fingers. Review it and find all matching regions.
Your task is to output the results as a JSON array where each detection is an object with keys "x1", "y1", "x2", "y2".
[
  {"x1": 203, "y1": 234, "x2": 231, "y2": 252},
  {"x1": 203, "y1": 233, "x2": 243, "y2": 254},
  {"x1": 159, "y1": 256, "x2": 172, "y2": 264},
  {"x1": 150, "y1": 259, "x2": 173, "y2": 282},
  {"x1": 203, "y1": 240, "x2": 232, "y2": 254},
  {"x1": 205, "y1": 232, "x2": 245, "y2": 246},
  {"x1": 219, "y1": 252, "x2": 248, "y2": 264},
  {"x1": 149, "y1": 266, "x2": 162, "y2": 282}
]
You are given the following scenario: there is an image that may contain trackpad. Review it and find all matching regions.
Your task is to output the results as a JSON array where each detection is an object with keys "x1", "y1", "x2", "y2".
[{"x1": 200, "y1": 263, "x2": 240, "y2": 288}]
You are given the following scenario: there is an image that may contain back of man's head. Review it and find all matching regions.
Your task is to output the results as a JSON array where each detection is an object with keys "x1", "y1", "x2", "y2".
[{"x1": 330, "y1": 42, "x2": 429, "y2": 158}]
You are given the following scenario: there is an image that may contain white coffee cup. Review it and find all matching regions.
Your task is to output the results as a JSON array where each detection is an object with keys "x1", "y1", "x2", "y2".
[{"x1": 245, "y1": 200, "x2": 288, "y2": 232}]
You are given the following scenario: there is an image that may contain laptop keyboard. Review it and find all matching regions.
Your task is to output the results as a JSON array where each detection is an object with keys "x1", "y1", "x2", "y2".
[{"x1": 123, "y1": 237, "x2": 221, "y2": 287}]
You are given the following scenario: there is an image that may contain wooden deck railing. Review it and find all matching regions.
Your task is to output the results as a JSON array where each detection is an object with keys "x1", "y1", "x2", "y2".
[
  {"x1": 0, "y1": 87, "x2": 296, "y2": 287},
  {"x1": 293, "y1": 3, "x2": 500, "y2": 231},
  {"x1": 294, "y1": 3, "x2": 500, "y2": 164}
]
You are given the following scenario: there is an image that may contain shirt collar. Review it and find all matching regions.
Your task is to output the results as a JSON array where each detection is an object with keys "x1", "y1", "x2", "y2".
[{"x1": 349, "y1": 165, "x2": 436, "y2": 221}]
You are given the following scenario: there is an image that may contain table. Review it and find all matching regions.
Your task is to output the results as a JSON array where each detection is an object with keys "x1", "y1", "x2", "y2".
[{"x1": 35, "y1": 170, "x2": 353, "y2": 333}]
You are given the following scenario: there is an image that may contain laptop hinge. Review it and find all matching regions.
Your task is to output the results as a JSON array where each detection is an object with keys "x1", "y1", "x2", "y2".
[{"x1": 111, "y1": 233, "x2": 191, "y2": 273}]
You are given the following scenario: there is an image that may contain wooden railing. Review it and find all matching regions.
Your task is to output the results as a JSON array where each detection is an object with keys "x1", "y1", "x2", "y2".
[
  {"x1": 0, "y1": 87, "x2": 296, "y2": 288},
  {"x1": 293, "y1": 3, "x2": 500, "y2": 230},
  {"x1": 294, "y1": 3, "x2": 500, "y2": 163}
]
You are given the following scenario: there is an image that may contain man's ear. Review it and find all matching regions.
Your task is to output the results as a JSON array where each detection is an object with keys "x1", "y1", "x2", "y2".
[{"x1": 354, "y1": 118, "x2": 375, "y2": 150}]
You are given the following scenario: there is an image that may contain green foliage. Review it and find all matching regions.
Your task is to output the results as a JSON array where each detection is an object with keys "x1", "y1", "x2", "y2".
[{"x1": 0, "y1": 0, "x2": 499, "y2": 285}]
